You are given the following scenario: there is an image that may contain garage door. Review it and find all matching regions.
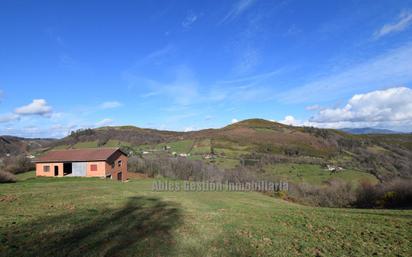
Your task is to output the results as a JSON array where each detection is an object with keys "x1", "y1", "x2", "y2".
[{"x1": 72, "y1": 162, "x2": 87, "y2": 176}]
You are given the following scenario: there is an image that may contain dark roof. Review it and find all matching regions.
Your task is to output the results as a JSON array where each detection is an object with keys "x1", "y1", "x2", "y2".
[{"x1": 35, "y1": 148, "x2": 126, "y2": 163}]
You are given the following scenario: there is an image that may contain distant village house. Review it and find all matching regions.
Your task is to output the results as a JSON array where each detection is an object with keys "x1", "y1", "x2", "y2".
[
  {"x1": 34, "y1": 148, "x2": 128, "y2": 181},
  {"x1": 326, "y1": 164, "x2": 344, "y2": 172}
]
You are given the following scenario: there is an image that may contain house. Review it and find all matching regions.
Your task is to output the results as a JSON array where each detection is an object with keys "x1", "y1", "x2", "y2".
[
  {"x1": 203, "y1": 154, "x2": 215, "y2": 160},
  {"x1": 34, "y1": 148, "x2": 128, "y2": 181},
  {"x1": 326, "y1": 164, "x2": 344, "y2": 172}
]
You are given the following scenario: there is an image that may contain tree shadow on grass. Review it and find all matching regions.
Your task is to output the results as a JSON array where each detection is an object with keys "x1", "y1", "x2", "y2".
[{"x1": 0, "y1": 196, "x2": 182, "y2": 257}]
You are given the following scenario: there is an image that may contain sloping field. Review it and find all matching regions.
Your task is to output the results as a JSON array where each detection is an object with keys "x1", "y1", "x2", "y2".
[
  {"x1": 0, "y1": 172, "x2": 411, "y2": 257},
  {"x1": 263, "y1": 164, "x2": 379, "y2": 185}
]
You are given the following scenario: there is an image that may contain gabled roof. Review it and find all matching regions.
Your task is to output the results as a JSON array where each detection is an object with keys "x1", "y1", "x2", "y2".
[{"x1": 35, "y1": 148, "x2": 126, "y2": 163}]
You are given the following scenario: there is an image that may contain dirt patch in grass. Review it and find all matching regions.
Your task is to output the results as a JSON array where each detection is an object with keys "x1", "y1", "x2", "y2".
[
  {"x1": 0, "y1": 194, "x2": 18, "y2": 203},
  {"x1": 127, "y1": 172, "x2": 148, "y2": 179}
]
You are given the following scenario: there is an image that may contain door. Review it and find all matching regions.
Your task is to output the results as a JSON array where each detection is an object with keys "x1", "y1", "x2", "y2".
[
  {"x1": 54, "y1": 166, "x2": 59, "y2": 176},
  {"x1": 72, "y1": 162, "x2": 87, "y2": 176},
  {"x1": 117, "y1": 172, "x2": 122, "y2": 181}
]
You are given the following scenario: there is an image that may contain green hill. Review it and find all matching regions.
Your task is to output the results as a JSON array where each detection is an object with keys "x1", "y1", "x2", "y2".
[{"x1": 44, "y1": 119, "x2": 412, "y2": 182}]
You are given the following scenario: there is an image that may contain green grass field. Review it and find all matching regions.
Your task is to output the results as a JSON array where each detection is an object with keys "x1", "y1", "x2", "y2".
[
  {"x1": 212, "y1": 157, "x2": 240, "y2": 169},
  {"x1": 191, "y1": 139, "x2": 212, "y2": 155},
  {"x1": 72, "y1": 140, "x2": 99, "y2": 148},
  {"x1": 263, "y1": 164, "x2": 379, "y2": 185},
  {"x1": 52, "y1": 140, "x2": 132, "y2": 151},
  {"x1": 137, "y1": 140, "x2": 194, "y2": 154},
  {"x1": 0, "y1": 172, "x2": 410, "y2": 257}
]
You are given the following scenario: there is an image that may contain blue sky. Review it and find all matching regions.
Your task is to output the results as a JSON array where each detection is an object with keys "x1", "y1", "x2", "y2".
[{"x1": 1, "y1": 0, "x2": 412, "y2": 138}]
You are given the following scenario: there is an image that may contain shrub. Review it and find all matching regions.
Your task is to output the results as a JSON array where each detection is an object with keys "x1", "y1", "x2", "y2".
[
  {"x1": 223, "y1": 167, "x2": 258, "y2": 183},
  {"x1": 0, "y1": 171, "x2": 16, "y2": 183},
  {"x1": 288, "y1": 180, "x2": 355, "y2": 208},
  {"x1": 3, "y1": 155, "x2": 34, "y2": 174},
  {"x1": 274, "y1": 190, "x2": 288, "y2": 200},
  {"x1": 353, "y1": 181, "x2": 378, "y2": 208},
  {"x1": 127, "y1": 155, "x2": 223, "y2": 182},
  {"x1": 382, "y1": 179, "x2": 412, "y2": 208},
  {"x1": 355, "y1": 179, "x2": 412, "y2": 208},
  {"x1": 280, "y1": 178, "x2": 412, "y2": 209}
]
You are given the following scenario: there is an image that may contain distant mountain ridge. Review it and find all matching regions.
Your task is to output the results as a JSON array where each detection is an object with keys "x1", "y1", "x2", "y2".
[{"x1": 340, "y1": 127, "x2": 403, "y2": 135}]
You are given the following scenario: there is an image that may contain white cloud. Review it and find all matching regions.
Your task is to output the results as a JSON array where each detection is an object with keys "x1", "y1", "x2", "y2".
[
  {"x1": 204, "y1": 115, "x2": 213, "y2": 121},
  {"x1": 210, "y1": 68, "x2": 285, "y2": 103},
  {"x1": 285, "y1": 24, "x2": 301, "y2": 36},
  {"x1": 310, "y1": 87, "x2": 412, "y2": 123},
  {"x1": 182, "y1": 11, "x2": 198, "y2": 29},
  {"x1": 136, "y1": 45, "x2": 174, "y2": 67},
  {"x1": 49, "y1": 124, "x2": 78, "y2": 137},
  {"x1": 218, "y1": 69, "x2": 283, "y2": 85},
  {"x1": 184, "y1": 127, "x2": 194, "y2": 132},
  {"x1": 221, "y1": 0, "x2": 257, "y2": 24},
  {"x1": 95, "y1": 118, "x2": 113, "y2": 127},
  {"x1": 231, "y1": 118, "x2": 239, "y2": 124},
  {"x1": 279, "y1": 115, "x2": 301, "y2": 126},
  {"x1": 305, "y1": 105, "x2": 321, "y2": 111},
  {"x1": 125, "y1": 65, "x2": 284, "y2": 109},
  {"x1": 50, "y1": 112, "x2": 64, "y2": 120},
  {"x1": 0, "y1": 124, "x2": 78, "y2": 138},
  {"x1": 128, "y1": 65, "x2": 200, "y2": 106},
  {"x1": 124, "y1": 45, "x2": 175, "y2": 85},
  {"x1": 100, "y1": 101, "x2": 123, "y2": 109},
  {"x1": 233, "y1": 46, "x2": 260, "y2": 74},
  {"x1": 5, "y1": 126, "x2": 40, "y2": 138},
  {"x1": 374, "y1": 11, "x2": 412, "y2": 39},
  {"x1": 0, "y1": 113, "x2": 20, "y2": 123},
  {"x1": 277, "y1": 88, "x2": 412, "y2": 132},
  {"x1": 14, "y1": 99, "x2": 53, "y2": 116},
  {"x1": 281, "y1": 43, "x2": 412, "y2": 103},
  {"x1": 59, "y1": 54, "x2": 75, "y2": 67}
]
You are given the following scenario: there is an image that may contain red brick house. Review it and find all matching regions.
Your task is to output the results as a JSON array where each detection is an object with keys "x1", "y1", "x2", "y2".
[{"x1": 35, "y1": 148, "x2": 128, "y2": 181}]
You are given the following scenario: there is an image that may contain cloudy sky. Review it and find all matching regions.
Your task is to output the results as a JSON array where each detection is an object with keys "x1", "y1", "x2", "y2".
[{"x1": 1, "y1": 0, "x2": 412, "y2": 138}]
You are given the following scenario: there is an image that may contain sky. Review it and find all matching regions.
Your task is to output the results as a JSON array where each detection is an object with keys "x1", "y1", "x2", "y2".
[{"x1": 1, "y1": 0, "x2": 412, "y2": 138}]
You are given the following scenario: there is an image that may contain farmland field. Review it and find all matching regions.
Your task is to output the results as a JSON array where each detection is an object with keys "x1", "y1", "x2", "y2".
[
  {"x1": 262, "y1": 164, "x2": 379, "y2": 186},
  {"x1": 0, "y1": 172, "x2": 411, "y2": 257}
]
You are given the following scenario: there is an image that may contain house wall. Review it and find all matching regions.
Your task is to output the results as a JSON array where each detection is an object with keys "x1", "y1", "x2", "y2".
[
  {"x1": 72, "y1": 162, "x2": 87, "y2": 176},
  {"x1": 86, "y1": 161, "x2": 107, "y2": 177},
  {"x1": 36, "y1": 161, "x2": 108, "y2": 177},
  {"x1": 105, "y1": 152, "x2": 128, "y2": 181},
  {"x1": 36, "y1": 162, "x2": 64, "y2": 177}
]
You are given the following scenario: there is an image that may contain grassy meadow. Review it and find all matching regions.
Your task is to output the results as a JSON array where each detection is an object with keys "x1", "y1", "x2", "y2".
[
  {"x1": 0, "y1": 172, "x2": 411, "y2": 257},
  {"x1": 263, "y1": 164, "x2": 379, "y2": 186}
]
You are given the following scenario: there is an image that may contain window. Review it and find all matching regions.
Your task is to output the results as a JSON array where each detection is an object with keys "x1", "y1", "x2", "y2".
[
  {"x1": 90, "y1": 164, "x2": 97, "y2": 171},
  {"x1": 118, "y1": 160, "x2": 122, "y2": 167},
  {"x1": 43, "y1": 165, "x2": 50, "y2": 172},
  {"x1": 111, "y1": 163, "x2": 115, "y2": 169}
]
